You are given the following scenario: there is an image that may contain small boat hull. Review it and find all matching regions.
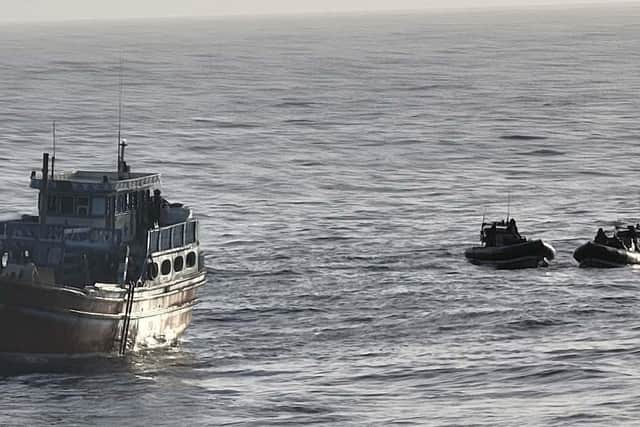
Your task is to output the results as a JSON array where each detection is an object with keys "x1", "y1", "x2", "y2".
[
  {"x1": 465, "y1": 239, "x2": 556, "y2": 269},
  {"x1": 573, "y1": 241, "x2": 640, "y2": 267}
]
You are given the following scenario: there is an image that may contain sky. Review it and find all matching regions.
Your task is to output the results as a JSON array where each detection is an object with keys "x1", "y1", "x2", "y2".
[{"x1": 0, "y1": 0, "x2": 638, "y2": 22}]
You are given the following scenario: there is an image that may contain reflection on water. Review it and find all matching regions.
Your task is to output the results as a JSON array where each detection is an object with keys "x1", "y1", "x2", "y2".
[{"x1": 0, "y1": 347, "x2": 197, "y2": 378}]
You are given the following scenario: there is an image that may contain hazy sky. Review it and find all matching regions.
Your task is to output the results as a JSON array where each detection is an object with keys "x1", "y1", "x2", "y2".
[{"x1": 1, "y1": 0, "x2": 637, "y2": 22}]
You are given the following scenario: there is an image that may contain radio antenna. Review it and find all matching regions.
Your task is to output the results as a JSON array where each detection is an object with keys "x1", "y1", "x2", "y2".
[
  {"x1": 116, "y1": 58, "x2": 126, "y2": 176},
  {"x1": 51, "y1": 121, "x2": 56, "y2": 179},
  {"x1": 506, "y1": 192, "x2": 511, "y2": 223}
]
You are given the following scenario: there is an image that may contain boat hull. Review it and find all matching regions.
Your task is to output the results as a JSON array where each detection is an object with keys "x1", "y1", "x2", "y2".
[
  {"x1": 465, "y1": 239, "x2": 556, "y2": 269},
  {"x1": 0, "y1": 272, "x2": 206, "y2": 354},
  {"x1": 573, "y1": 241, "x2": 640, "y2": 267},
  {"x1": 0, "y1": 304, "x2": 119, "y2": 353}
]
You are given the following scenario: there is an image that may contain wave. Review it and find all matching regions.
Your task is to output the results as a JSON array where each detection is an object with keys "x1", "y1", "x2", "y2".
[
  {"x1": 283, "y1": 119, "x2": 317, "y2": 125},
  {"x1": 501, "y1": 365, "x2": 610, "y2": 385},
  {"x1": 519, "y1": 149, "x2": 565, "y2": 156},
  {"x1": 500, "y1": 135, "x2": 548, "y2": 141},
  {"x1": 274, "y1": 101, "x2": 318, "y2": 108},
  {"x1": 502, "y1": 317, "x2": 565, "y2": 330},
  {"x1": 191, "y1": 117, "x2": 260, "y2": 128}
]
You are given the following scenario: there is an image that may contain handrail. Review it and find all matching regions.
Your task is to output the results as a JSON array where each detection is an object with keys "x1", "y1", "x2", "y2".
[{"x1": 119, "y1": 280, "x2": 136, "y2": 356}]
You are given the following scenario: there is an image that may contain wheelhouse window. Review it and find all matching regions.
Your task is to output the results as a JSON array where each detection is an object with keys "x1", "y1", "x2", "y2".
[
  {"x1": 46, "y1": 193, "x2": 108, "y2": 217},
  {"x1": 160, "y1": 229, "x2": 172, "y2": 251},
  {"x1": 116, "y1": 194, "x2": 127, "y2": 213},
  {"x1": 186, "y1": 222, "x2": 196, "y2": 244},
  {"x1": 76, "y1": 196, "x2": 89, "y2": 217},
  {"x1": 47, "y1": 195, "x2": 57, "y2": 211},
  {"x1": 92, "y1": 197, "x2": 105, "y2": 216},
  {"x1": 173, "y1": 224, "x2": 185, "y2": 247},
  {"x1": 60, "y1": 196, "x2": 74, "y2": 215}
]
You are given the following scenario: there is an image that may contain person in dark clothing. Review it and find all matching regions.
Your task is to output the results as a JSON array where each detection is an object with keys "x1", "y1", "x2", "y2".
[
  {"x1": 507, "y1": 218, "x2": 522, "y2": 241},
  {"x1": 610, "y1": 233, "x2": 625, "y2": 250},
  {"x1": 484, "y1": 223, "x2": 497, "y2": 247},
  {"x1": 594, "y1": 228, "x2": 608, "y2": 245},
  {"x1": 151, "y1": 189, "x2": 162, "y2": 226}
]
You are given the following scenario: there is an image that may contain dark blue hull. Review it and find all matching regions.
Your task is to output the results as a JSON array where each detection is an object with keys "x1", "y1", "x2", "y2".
[
  {"x1": 573, "y1": 241, "x2": 640, "y2": 267},
  {"x1": 465, "y1": 239, "x2": 556, "y2": 269}
]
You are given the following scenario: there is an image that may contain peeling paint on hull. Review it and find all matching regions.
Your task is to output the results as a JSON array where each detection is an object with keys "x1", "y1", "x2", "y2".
[{"x1": 0, "y1": 272, "x2": 206, "y2": 355}]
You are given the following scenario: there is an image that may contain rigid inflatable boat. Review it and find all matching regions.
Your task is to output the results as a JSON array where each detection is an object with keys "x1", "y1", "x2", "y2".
[
  {"x1": 465, "y1": 219, "x2": 556, "y2": 269},
  {"x1": 574, "y1": 225, "x2": 640, "y2": 267}
]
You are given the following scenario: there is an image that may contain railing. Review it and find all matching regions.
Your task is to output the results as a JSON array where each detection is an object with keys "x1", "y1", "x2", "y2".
[
  {"x1": 3, "y1": 221, "x2": 122, "y2": 246},
  {"x1": 147, "y1": 220, "x2": 197, "y2": 254},
  {"x1": 30, "y1": 170, "x2": 161, "y2": 192},
  {"x1": 31, "y1": 170, "x2": 75, "y2": 181}
]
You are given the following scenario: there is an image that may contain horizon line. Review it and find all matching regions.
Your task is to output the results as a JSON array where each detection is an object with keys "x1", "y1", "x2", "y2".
[{"x1": 1, "y1": 0, "x2": 638, "y2": 25}]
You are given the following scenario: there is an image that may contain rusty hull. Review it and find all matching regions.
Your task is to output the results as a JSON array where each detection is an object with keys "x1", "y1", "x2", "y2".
[{"x1": 0, "y1": 272, "x2": 206, "y2": 354}]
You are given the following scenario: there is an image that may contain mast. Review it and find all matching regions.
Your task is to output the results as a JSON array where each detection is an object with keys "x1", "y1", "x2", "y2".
[
  {"x1": 116, "y1": 58, "x2": 126, "y2": 178},
  {"x1": 51, "y1": 121, "x2": 56, "y2": 179},
  {"x1": 118, "y1": 138, "x2": 128, "y2": 177},
  {"x1": 40, "y1": 153, "x2": 49, "y2": 226}
]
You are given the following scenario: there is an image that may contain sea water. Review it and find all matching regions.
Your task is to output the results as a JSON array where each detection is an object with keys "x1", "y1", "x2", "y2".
[{"x1": 1, "y1": 5, "x2": 640, "y2": 425}]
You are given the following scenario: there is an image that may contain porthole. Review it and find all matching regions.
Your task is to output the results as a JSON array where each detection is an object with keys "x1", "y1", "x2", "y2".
[
  {"x1": 147, "y1": 262, "x2": 159, "y2": 279},
  {"x1": 174, "y1": 256, "x2": 184, "y2": 272},
  {"x1": 161, "y1": 260, "x2": 171, "y2": 275},
  {"x1": 186, "y1": 252, "x2": 196, "y2": 268}
]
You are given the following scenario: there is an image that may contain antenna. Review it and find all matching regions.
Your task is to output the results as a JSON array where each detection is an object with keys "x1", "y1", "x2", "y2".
[
  {"x1": 51, "y1": 121, "x2": 56, "y2": 179},
  {"x1": 117, "y1": 58, "x2": 123, "y2": 168},
  {"x1": 116, "y1": 58, "x2": 127, "y2": 177},
  {"x1": 506, "y1": 192, "x2": 511, "y2": 222}
]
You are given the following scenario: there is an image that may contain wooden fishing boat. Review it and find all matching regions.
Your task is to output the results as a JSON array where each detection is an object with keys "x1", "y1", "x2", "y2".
[{"x1": 0, "y1": 141, "x2": 206, "y2": 355}]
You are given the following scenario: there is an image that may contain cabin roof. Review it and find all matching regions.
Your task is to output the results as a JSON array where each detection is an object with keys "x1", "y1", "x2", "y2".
[{"x1": 30, "y1": 170, "x2": 161, "y2": 193}]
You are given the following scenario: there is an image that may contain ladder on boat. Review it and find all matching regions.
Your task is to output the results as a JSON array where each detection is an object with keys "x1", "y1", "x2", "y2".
[{"x1": 119, "y1": 280, "x2": 136, "y2": 356}]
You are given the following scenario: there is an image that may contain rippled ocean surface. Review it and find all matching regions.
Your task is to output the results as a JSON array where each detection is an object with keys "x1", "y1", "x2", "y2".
[{"x1": 2, "y1": 5, "x2": 640, "y2": 425}]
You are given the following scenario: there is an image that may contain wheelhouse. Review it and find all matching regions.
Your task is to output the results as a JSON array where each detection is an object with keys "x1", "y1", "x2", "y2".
[{"x1": 0, "y1": 152, "x2": 202, "y2": 288}]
